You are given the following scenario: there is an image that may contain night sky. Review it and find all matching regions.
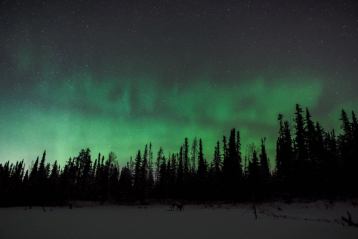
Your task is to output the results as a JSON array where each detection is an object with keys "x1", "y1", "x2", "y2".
[{"x1": 1, "y1": 0, "x2": 357, "y2": 165}]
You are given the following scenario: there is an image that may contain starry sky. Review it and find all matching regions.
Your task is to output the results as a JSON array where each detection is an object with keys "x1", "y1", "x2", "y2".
[{"x1": 0, "y1": 0, "x2": 357, "y2": 165}]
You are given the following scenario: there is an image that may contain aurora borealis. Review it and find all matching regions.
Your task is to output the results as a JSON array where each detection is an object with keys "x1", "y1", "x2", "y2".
[{"x1": 0, "y1": 0, "x2": 358, "y2": 165}]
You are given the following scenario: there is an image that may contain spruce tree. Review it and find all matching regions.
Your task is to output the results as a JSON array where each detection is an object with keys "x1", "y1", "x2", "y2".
[
  {"x1": 183, "y1": 138, "x2": 189, "y2": 175},
  {"x1": 119, "y1": 165, "x2": 132, "y2": 200},
  {"x1": 248, "y1": 148, "x2": 260, "y2": 196},
  {"x1": 176, "y1": 146, "x2": 184, "y2": 196},
  {"x1": 133, "y1": 150, "x2": 143, "y2": 200},
  {"x1": 197, "y1": 139, "x2": 206, "y2": 179},
  {"x1": 259, "y1": 138, "x2": 270, "y2": 181},
  {"x1": 191, "y1": 137, "x2": 198, "y2": 172},
  {"x1": 213, "y1": 141, "x2": 222, "y2": 175},
  {"x1": 294, "y1": 104, "x2": 307, "y2": 162}
]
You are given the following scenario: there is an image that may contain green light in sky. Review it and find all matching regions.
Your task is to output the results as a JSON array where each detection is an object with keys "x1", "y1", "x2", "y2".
[{"x1": 0, "y1": 71, "x2": 329, "y2": 168}]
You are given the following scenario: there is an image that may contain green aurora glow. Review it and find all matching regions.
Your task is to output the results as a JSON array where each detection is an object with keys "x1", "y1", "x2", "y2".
[
  {"x1": 1, "y1": 68, "x2": 353, "y2": 166},
  {"x1": 1, "y1": 0, "x2": 357, "y2": 166}
]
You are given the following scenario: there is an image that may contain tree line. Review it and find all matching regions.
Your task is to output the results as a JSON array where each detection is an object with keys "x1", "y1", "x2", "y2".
[{"x1": 0, "y1": 104, "x2": 357, "y2": 206}]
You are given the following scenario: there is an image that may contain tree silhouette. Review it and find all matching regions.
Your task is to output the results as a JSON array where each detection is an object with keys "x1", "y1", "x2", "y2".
[
  {"x1": 133, "y1": 150, "x2": 144, "y2": 201},
  {"x1": 248, "y1": 148, "x2": 260, "y2": 197},
  {"x1": 213, "y1": 141, "x2": 222, "y2": 177},
  {"x1": 1, "y1": 104, "x2": 358, "y2": 206},
  {"x1": 259, "y1": 138, "x2": 270, "y2": 182}
]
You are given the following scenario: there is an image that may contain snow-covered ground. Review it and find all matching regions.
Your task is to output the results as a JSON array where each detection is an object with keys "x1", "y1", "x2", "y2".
[{"x1": 0, "y1": 201, "x2": 357, "y2": 239}]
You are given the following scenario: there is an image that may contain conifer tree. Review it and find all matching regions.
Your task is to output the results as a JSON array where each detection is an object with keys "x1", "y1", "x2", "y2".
[
  {"x1": 147, "y1": 144, "x2": 154, "y2": 195},
  {"x1": 119, "y1": 165, "x2": 132, "y2": 200},
  {"x1": 176, "y1": 146, "x2": 184, "y2": 196},
  {"x1": 191, "y1": 137, "x2": 198, "y2": 172},
  {"x1": 183, "y1": 138, "x2": 189, "y2": 176},
  {"x1": 294, "y1": 104, "x2": 307, "y2": 162},
  {"x1": 197, "y1": 139, "x2": 206, "y2": 179},
  {"x1": 248, "y1": 148, "x2": 260, "y2": 194},
  {"x1": 133, "y1": 150, "x2": 143, "y2": 200},
  {"x1": 276, "y1": 114, "x2": 293, "y2": 186},
  {"x1": 305, "y1": 108, "x2": 316, "y2": 162},
  {"x1": 213, "y1": 141, "x2": 222, "y2": 175},
  {"x1": 259, "y1": 138, "x2": 270, "y2": 181}
]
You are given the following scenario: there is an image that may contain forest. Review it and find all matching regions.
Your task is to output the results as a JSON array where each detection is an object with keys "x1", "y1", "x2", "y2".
[{"x1": 0, "y1": 104, "x2": 357, "y2": 206}]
